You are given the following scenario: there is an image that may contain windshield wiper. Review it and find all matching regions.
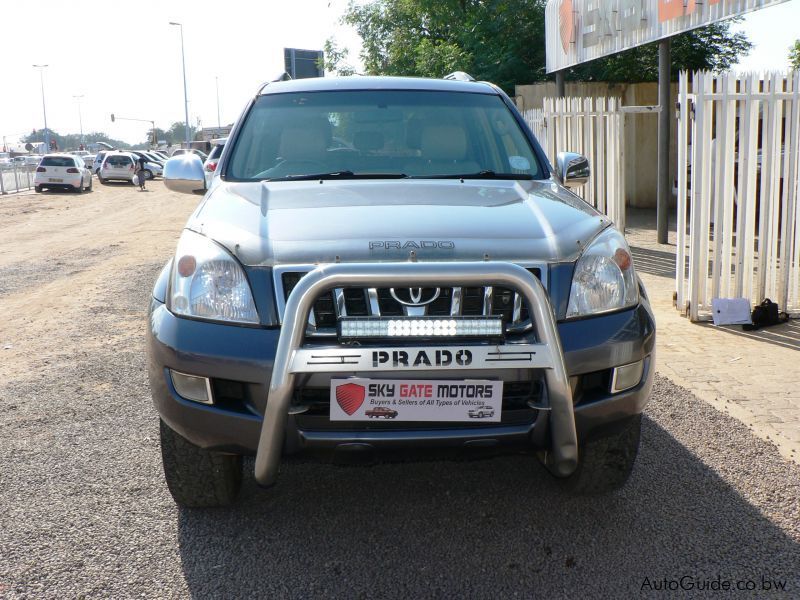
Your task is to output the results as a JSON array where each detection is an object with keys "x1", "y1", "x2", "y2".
[
  {"x1": 412, "y1": 170, "x2": 534, "y2": 180},
  {"x1": 264, "y1": 171, "x2": 408, "y2": 182}
]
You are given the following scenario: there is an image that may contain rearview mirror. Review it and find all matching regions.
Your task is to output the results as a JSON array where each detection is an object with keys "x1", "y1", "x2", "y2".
[
  {"x1": 556, "y1": 152, "x2": 590, "y2": 189},
  {"x1": 164, "y1": 154, "x2": 206, "y2": 195}
]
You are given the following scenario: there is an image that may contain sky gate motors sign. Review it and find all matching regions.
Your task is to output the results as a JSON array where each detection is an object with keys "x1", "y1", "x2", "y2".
[{"x1": 545, "y1": 0, "x2": 791, "y2": 72}]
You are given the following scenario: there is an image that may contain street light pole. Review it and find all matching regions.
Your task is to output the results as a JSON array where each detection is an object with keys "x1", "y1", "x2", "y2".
[
  {"x1": 215, "y1": 76, "x2": 221, "y2": 129},
  {"x1": 169, "y1": 22, "x2": 191, "y2": 148},
  {"x1": 73, "y1": 95, "x2": 85, "y2": 148},
  {"x1": 32, "y1": 64, "x2": 49, "y2": 151}
]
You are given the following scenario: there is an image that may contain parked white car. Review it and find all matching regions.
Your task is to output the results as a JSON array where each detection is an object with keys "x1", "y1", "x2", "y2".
[
  {"x1": 98, "y1": 152, "x2": 137, "y2": 184},
  {"x1": 93, "y1": 150, "x2": 111, "y2": 174},
  {"x1": 71, "y1": 150, "x2": 93, "y2": 168},
  {"x1": 130, "y1": 151, "x2": 164, "y2": 179},
  {"x1": 34, "y1": 153, "x2": 93, "y2": 193},
  {"x1": 171, "y1": 148, "x2": 208, "y2": 161}
]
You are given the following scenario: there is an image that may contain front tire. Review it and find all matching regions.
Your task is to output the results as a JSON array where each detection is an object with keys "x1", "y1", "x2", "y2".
[
  {"x1": 550, "y1": 414, "x2": 642, "y2": 495},
  {"x1": 35, "y1": 185, "x2": 43, "y2": 193},
  {"x1": 144, "y1": 169, "x2": 154, "y2": 180},
  {"x1": 98, "y1": 176, "x2": 107, "y2": 185},
  {"x1": 159, "y1": 420, "x2": 242, "y2": 507}
]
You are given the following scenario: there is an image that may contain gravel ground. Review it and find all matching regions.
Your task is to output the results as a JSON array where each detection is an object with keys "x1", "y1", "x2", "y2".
[{"x1": 1, "y1": 254, "x2": 798, "y2": 599}]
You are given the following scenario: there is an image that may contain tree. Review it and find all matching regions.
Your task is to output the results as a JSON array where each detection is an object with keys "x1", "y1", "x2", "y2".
[
  {"x1": 790, "y1": 40, "x2": 800, "y2": 70},
  {"x1": 20, "y1": 130, "x2": 145, "y2": 151},
  {"x1": 322, "y1": 38, "x2": 357, "y2": 76},
  {"x1": 146, "y1": 127, "x2": 170, "y2": 146},
  {"x1": 342, "y1": 0, "x2": 751, "y2": 91},
  {"x1": 166, "y1": 121, "x2": 197, "y2": 146}
]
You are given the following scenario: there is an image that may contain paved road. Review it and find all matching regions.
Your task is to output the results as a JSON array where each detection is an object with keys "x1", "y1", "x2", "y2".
[{"x1": 0, "y1": 184, "x2": 798, "y2": 598}]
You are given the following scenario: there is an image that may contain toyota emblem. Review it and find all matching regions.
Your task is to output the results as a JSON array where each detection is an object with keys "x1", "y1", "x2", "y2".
[{"x1": 389, "y1": 287, "x2": 441, "y2": 306}]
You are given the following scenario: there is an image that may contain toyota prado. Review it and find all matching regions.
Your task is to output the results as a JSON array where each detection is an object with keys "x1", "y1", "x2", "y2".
[{"x1": 149, "y1": 74, "x2": 655, "y2": 507}]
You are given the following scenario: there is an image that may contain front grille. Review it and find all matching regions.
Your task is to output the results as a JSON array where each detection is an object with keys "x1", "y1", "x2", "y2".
[{"x1": 277, "y1": 267, "x2": 543, "y2": 338}]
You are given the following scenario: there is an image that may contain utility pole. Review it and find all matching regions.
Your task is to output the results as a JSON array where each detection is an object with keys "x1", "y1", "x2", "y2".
[
  {"x1": 657, "y1": 39, "x2": 671, "y2": 244},
  {"x1": 169, "y1": 22, "x2": 191, "y2": 147},
  {"x1": 33, "y1": 65, "x2": 50, "y2": 151},
  {"x1": 555, "y1": 70, "x2": 565, "y2": 98},
  {"x1": 73, "y1": 95, "x2": 85, "y2": 148},
  {"x1": 215, "y1": 76, "x2": 221, "y2": 129}
]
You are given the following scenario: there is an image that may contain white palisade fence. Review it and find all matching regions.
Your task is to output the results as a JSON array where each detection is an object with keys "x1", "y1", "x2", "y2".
[
  {"x1": 676, "y1": 71, "x2": 800, "y2": 321},
  {"x1": 523, "y1": 97, "x2": 626, "y2": 231}
]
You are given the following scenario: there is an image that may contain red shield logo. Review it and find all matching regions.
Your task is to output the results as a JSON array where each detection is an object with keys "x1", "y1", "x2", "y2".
[
  {"x1": 335, "y1": 383, "x2": 366, "y2": 416},
  {"x1": 559, "y1": 0, "x2": 574, "y2": 54}
]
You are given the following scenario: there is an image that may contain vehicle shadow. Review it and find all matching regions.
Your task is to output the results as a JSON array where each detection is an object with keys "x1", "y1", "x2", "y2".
[
  {"x1": 698, "y1": 320, "x2": 800, "y2": 352},
  {"x1": 37, "y1": 188, "x2": 91, "y2": 195},
  {"x1": 176, "y1": 380, "x2": 800, "y2": 598},
  {"x1": 631, "y1": 246, "x2": 678, "y2": 279}
]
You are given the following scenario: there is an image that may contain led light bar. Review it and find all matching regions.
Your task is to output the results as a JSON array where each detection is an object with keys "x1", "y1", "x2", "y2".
[{"x1": 339, "y1": 317, "x2": 504, "y2": 339}]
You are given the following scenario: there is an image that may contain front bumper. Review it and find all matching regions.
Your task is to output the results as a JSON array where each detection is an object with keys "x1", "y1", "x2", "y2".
[{"x1": 148, "y1": 264, "x2": 655, "y2": 484}]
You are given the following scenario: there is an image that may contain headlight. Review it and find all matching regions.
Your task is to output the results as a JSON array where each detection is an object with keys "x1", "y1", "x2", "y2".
[
  {"x1": 168, "y1": 229, "x2": 259, "y2": 324},
  {"x1": 566, "y1": 227, "x2": 638, "y2": 318}
]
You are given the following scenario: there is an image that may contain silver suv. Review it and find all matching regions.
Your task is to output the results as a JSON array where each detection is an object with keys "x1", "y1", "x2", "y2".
[{"x1": 150, "y1": 75, "x2": 655, "y2": 507}]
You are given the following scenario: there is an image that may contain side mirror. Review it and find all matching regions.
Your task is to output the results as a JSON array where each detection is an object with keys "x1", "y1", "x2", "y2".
[
  {"x1": 164, "y1": 154, "x2": 206, "y2": 195},
  {"x1": 556, "y1": 152, "x2": 590, "y2": 189}
]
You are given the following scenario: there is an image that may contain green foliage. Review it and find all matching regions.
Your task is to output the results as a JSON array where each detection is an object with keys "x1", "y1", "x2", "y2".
[
  {"x1": 168, "y1": 121, "x2": 198, "y2": 144},
  {"x1": 20, "y1": 130, "x2": 146, "y2": 151},
  {"x1": 342, "y1": 0, "x2": 751, "y2": 91},
  {"x1": 146, "y1": 127, "x2": 170, "y2": 146},
  {"x1": 323, "y1": 39, "x2": 356, "y2": 76},
  {"x1": 790, "y1": 40, "x2": 800, "y2": 70},
  {"x1": 343, "y1": 0, "x2": 547, "y2": 90},
  {"x1": 144, "y1": 122, "x2": 198, "y2": 146}
]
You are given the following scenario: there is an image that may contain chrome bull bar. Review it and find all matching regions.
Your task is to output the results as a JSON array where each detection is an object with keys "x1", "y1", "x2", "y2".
[{"x1": 254, "y1": 262, "x2": 578, "y2": 486}]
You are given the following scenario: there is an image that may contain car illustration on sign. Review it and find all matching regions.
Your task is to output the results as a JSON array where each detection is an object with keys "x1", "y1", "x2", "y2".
[
  {"x1": 365, "y1": 407, "x2": 399, "y2": 419},
  {"x1": 468, "y1": 405, "x2": 495, "y2": 418}
]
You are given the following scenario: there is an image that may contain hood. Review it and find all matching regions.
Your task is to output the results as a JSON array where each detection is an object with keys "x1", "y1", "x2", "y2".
[{"x1": 187, "y1": 178, "x2": 609, "y2": 266}]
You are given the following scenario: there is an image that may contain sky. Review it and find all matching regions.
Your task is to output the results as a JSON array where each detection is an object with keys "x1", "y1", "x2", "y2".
[{"x1": 1, "y1": 0, "x2": 799, "y2": 148}]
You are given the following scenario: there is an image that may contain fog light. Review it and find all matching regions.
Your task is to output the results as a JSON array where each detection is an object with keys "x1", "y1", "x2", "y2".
[
  {"x1": 611, "y1": 360, "x2": 644, "y2": 393},
  {"x1": 170, "y1": 370, "x2": 213, "y2": 404},
  {"x1": 339, "y1": 317, "x2": 503, "y2": 338}
]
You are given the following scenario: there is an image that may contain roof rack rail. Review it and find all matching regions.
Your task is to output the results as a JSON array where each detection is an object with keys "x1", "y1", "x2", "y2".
[
  {"x1": 256, "y1": 72, "x2": 293, "y2": 95},
  {"x1": 443, "y1": 71, "x2": 475, "y2": 82}
]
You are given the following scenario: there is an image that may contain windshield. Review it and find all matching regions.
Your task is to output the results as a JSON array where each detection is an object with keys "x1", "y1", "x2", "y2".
[{"x1": 226, "y1": 90, "x2": 544, "y2": 181}]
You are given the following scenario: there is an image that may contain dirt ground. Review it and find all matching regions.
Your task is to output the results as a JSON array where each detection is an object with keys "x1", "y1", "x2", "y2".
[
  {"x1": 0, "y1": 181, "x2": 198, "y2": 385},
  {"x1": 1, "y1": 181, "x2": 798, "y2": 598}
]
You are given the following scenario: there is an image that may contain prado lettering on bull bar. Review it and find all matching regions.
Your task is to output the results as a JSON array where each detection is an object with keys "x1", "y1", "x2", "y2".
[{"x1": 372, "y1": 349, "x2": 472, "y2": 368}]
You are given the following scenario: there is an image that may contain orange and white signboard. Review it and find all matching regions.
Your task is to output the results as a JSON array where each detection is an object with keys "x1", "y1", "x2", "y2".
[{"x1": 546, "y1": 0, "x2": 790, "y2": 72}]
